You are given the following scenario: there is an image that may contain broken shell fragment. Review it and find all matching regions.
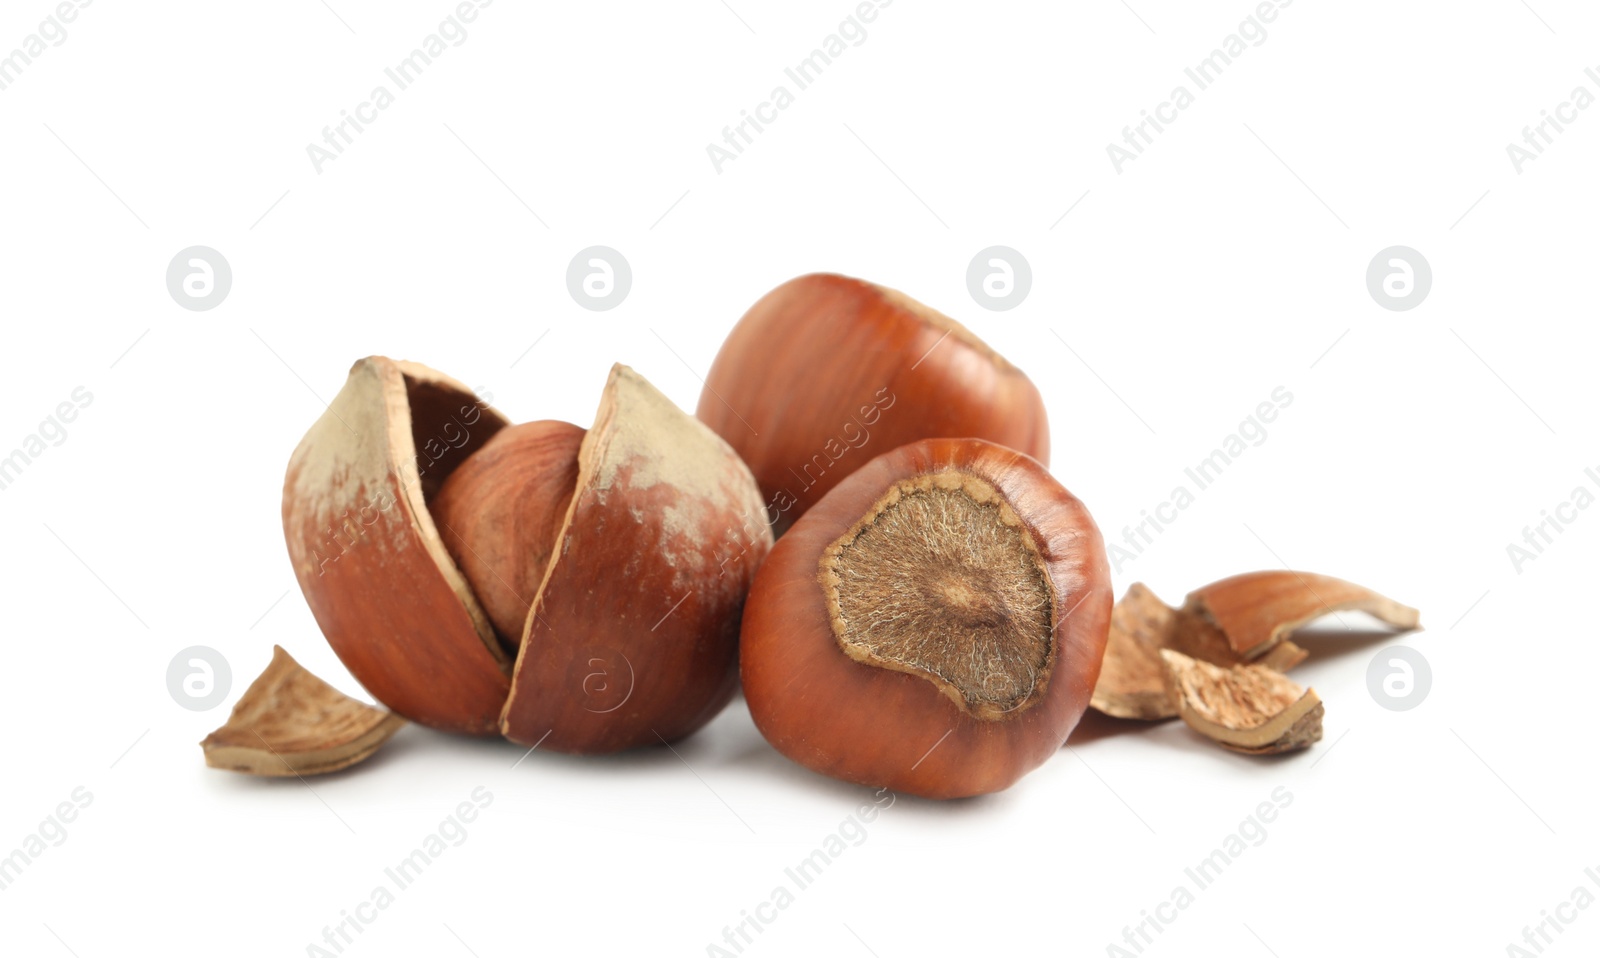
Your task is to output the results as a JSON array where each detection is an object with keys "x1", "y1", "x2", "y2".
[
  {"x1": 1186, "y1": 570, "x2": 1420, "y2": 659},
  {"x1": 201, "y1": 646, "x2": 406, "y2": 776},
  {"x1": 1158, "y1": 649, "x2": 1323, "y2": 755},
  {"x1": 1090, "y1": 583, "x2": 1307, "y2": 721}
]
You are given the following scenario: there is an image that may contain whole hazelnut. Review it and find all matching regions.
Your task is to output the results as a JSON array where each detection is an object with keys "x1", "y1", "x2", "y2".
[
  {"x1": 739, "y1": 438, "x2": 1110, "y2": 798},
  {"x1": 697, "y1": 274, "x2": 1049, "y2": 534}
]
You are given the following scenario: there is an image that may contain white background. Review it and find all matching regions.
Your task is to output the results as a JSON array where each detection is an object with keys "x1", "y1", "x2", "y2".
[{"x1": 2, "y1": 1, "x2": 1596, "y2": 955}]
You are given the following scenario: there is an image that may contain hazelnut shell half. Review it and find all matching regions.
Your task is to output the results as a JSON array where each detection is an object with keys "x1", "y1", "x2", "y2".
[
  {"x1": 498, "y1": 364, "x2": 774, "y2": 753},
  {"x1": 282, "y1": 356, "x2": 511, "y2": 735}
]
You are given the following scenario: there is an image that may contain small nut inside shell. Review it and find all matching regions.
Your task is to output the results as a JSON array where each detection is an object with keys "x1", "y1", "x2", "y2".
[{"x1": 430, "y1": 420, "x2": 585, "y2": 651}]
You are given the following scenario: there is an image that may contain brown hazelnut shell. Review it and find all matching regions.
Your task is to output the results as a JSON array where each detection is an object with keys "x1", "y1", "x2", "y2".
[
  {"x1": 281, "y1": 356, "x2": 511, "y2": 736},
  {"x1": 1186, "y1": 571, "x2": 1421, "y2": 658},
  {"x1": 498, "y1": 364, "x2": 774, "y2": 753},
  {"x1": 739, "y1": 438, "x2": 1110, "y2": 799},
  {"x1": 697, "y1": 274, "x2": 1050, "y2": 534}
]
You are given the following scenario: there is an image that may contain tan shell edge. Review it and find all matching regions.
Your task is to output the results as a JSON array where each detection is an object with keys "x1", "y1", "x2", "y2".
[{"x1": 388, "y1": 358, "x2": 515, "y2": 666}]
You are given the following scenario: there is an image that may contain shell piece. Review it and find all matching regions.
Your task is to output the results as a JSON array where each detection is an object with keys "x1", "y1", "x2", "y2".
[
  {"x1": 1091, "y1": 584, "x2": 1176, "y2": 720},
  {"x1": 697, "y1": 274, "x2": 1050, "y2": 535},
  {"x1": 201, "y1": 647, "x2": 406, "y2": 776},
  {"x1": 499, "y1": 364, "x2": 774, "y2": 753},
  {"x1": 1091, "y1": 583, "x2": 1307, "y2": 721},
  {"x1": 1186, "y1": 571, "x2": 1421, "y2": 659},
  {"x1": 282, "y1": 356, "x2": 513, "y2": 735},
  {"x1": 1159, "y1": 649, "x2": 1323, "y2": 755}
]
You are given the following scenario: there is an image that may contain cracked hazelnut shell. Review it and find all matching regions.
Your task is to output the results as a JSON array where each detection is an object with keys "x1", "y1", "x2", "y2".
[
  {"x1": 283, "y1": 359, "x2": 772, "y2": 754},
  {"x1": 697, "y1": 274, "x2": 1050, "y2": 534},
  {"x1": 739, "y1": 438, "x2": 1110, "y2": 799},
  {"x1": 490, "y1": 365, "x2": 773, "y2": 753},
  {"x1": 282, "y1": 357, "x2": 512, "y2": 735}
]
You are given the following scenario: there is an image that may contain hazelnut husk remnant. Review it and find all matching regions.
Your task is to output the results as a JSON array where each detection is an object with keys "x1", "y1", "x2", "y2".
[
  {"x1": 201, "y1": 646, "x2": 405, "y2": 776},
  {"x1": 740, "y1": 438, "x2": 1110, "y2": 799},
  {"x1": 697, "y1": 274, "x2": 1049, "y2": 535}
]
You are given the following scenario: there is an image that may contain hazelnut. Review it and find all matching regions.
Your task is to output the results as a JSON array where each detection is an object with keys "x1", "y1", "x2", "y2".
[
  {"x1": 696, "y1": 274, "x2": 1049, "y2": 534},
  {"x1": 282, "y1": 358, "x2": 772, "y2": 753},
  {"x1": 431, "y1": 419, "x2": 585, "y2": 651},
  {"x1": 739, "y1": 438, "x2": 1110, "y2": 798}
]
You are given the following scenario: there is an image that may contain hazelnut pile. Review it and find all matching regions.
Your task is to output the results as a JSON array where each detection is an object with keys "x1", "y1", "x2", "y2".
[{"x1": 203, "y1": 273, "x2": 1418, "y2": 799}]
